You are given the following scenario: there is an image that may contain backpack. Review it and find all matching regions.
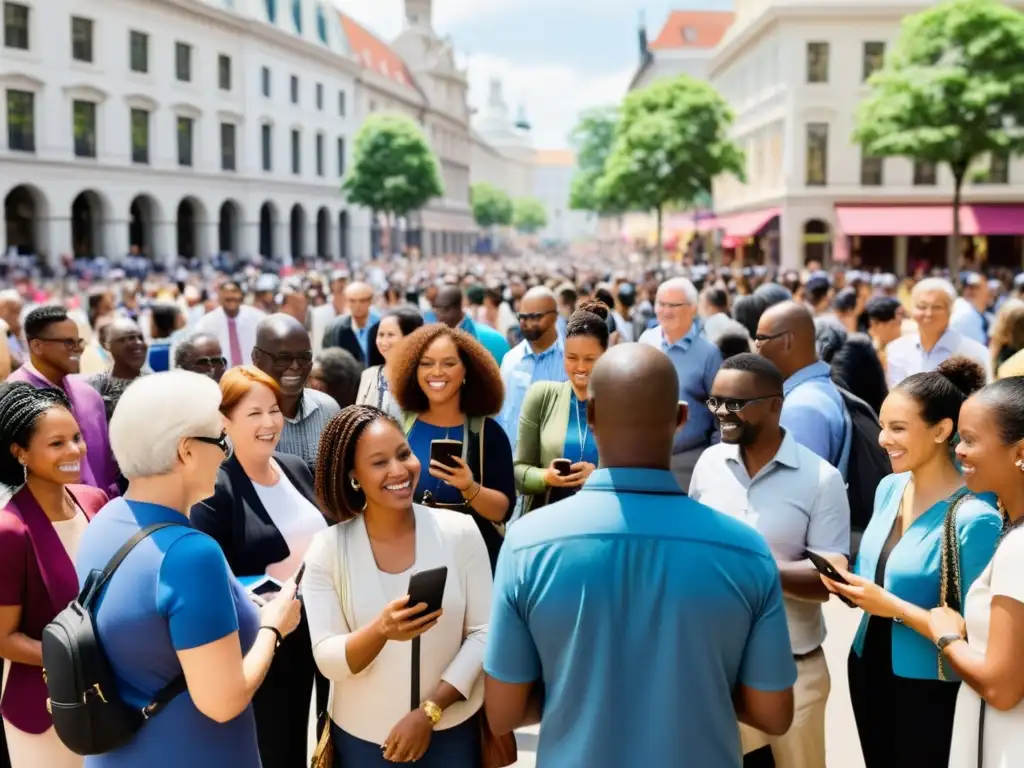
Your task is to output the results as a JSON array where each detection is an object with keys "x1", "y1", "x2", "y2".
[
  {"x1": 836, "y1": 387, "x2": 892, "y2": 557},
  {"x1": 41, "y1": 522, "x2": 187, "y2": 756}
]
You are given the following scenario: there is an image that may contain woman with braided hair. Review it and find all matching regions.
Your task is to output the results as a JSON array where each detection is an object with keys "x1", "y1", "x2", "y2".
[
  {"x1": 0, "y1": 382, "x2": 108, "y2": 768},
  {"x1": 304, "y1": 404, "x2": 492, "y2": 767}
]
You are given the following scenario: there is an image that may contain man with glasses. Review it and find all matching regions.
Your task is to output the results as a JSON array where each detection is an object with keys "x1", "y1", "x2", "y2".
[
  {"x1": 174, "y1": 332, "x2": 228, "y2": 382},
  {"x1": 690, "y1": 353, "x2": 849, "y2": 768},
  {"x1": 639, "y1": 277, "x2": 723, "y2": 491},
  {"x1": 496, "y1": 286, "x2": 566, "y2": 453},
  {"x1": 9, "y1": 304, "x2": 120, "y2": 496},
  {"x1": 253, "y1": 314, "x2": 339, "y2": 474}
]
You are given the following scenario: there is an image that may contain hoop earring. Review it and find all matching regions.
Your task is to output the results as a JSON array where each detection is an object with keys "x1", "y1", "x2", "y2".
[
  {"x1": 19, "y1": 461, "x2": 27, "y2": 486},
  {"x1": 350, "y1": 477, "x2": 361, "y2": 491},
  {"x1": 1016, "y1": 459, "x2": 1024, "y2": 473}
]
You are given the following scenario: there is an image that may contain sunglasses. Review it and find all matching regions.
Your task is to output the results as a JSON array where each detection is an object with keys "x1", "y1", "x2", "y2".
[
  {"x1": 191, "y1": 432, "x2": 233, "y2": 460},
  {"x1": 705, "y1": 396, "x2": 780, "y2": 413}
]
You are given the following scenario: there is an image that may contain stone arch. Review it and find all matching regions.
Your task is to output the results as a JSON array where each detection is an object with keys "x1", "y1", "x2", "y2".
[
  {"x1": 4, "y1": 183, "x2": 50, "y2": 255},
  {"x1": 290, "y1": 203, "x2": 306, "y2": 258},
  {"x1": 218, "y1": 199, "x2": 243, "y2": 255},
  {"x1": 176, "y1": 196, "x2": 208, "y2": 261},
  {"x1": 259, "y1": 201, "x2": 278, "y2": 258},
  {"x1": 316, "y1": 206, "x2": 330, "y2": 257},
  {"x1": 71, "y1": 189, "x2": 108, "y2": 257},
  {"x1": 803, "y1": 218, "x2": 832, "y2": 266},
  {"x1": 338, "y1": 210, "x2": 349, "y2": 262},
  {"x1": 128, "y1": 193, "x2": 161, "y2": 256}
]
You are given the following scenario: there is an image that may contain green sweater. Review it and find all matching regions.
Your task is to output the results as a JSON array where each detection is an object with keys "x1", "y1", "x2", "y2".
[{"x1": 514, "y1": 380, "x2": 576, "y2": 507}]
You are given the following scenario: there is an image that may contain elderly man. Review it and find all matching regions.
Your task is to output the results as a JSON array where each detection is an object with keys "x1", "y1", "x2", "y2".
[
  {"x1": 884, "y1": 277, "x2": 990, "y2": 388},
  {"x1": 321, "y1": 281, "x2": 376, "y2": 365},
  {"x1": 174, "y1": 332, "x2": 227, "y2": 382},
  {"x1": 253, "y1": 314, "x2": 340, "y2": 474},
  {"x1": 86, "y1": 317, "x2": 149, "y2": 421},
  {"x1": 639, "y1": 277, "x2": 723, "y2": 491}
]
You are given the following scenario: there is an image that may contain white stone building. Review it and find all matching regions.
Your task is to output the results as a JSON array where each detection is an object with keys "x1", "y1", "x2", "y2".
[
  {"x1": 709, "y1": 0, "x2": 1024, "y2": 271},
  {"x1": 470, "y1": 79, "x2": 535, "y2": 203},
  {"x1": 1, "y1": 0, "x2": 363, "y2": 267},
  {"x1": 532, "y1": 150, "x2": 597, "y2": 244}
]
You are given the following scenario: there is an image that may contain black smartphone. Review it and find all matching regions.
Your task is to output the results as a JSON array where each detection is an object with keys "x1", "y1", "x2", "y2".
[
  {"x1": 805, "y1": 550, "x2": 856, "y2": 608},
  {"x1": 430, "y1": 439, "x2": 462, "y2": 469},
  {"x1": 248, "y1": 575, "x2": 284, "y2": 598},
  {"x1": 294, "y1": 562, "x2": 306, "y2": 587},
  {"x1": 407, "y1": 566, "x2": 448, "y2": 616},
  {"x1": 553, "y1": 458, "x2": 572, "y2": 477}
]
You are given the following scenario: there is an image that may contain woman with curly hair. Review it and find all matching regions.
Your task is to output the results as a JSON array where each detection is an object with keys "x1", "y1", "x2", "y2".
[
  {"x1": 388, "y1": 324, "x2": 515, "y2": 570},
  {"x1": 514, "y1": 301, "x2": 609, "y2": 514}
]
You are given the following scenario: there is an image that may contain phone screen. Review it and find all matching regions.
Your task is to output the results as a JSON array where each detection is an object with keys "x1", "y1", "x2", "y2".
[
  {"x1": 553, "y1": 459, "x2": 572, "y2": 477},
  {"x1": 805, "y1": 551, "x2": 848, "y2": 585},
  {"x1": 430, "y1": 440, "x2": 462, "y2": 469},
  {"x1": 252, "y1": 581, "x2": 282, "y2": 597}
]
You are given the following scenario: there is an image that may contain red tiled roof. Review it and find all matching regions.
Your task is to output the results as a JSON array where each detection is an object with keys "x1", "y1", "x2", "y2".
[
  {"x1": 649, "y1": 10, "x2": 735, "y2": 51},
  {"x1": 338, "y1": 13, "x2": 417, "y2": 90}
]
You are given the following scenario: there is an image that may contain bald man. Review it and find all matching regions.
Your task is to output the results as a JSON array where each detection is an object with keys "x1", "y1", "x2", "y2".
[
  {"x1": 755, "y1": 301, "x2": 848, "y2": 472},
  {"x1": 431, "y1": 285, "x2": 510, "y2": 365},
  {"x1": 321, "y1": 281, "x2": 378, "y2": 365},
  {"x1": 484, "y1": 344, "x2": 796, "y2": 767},
  {"x1": 495, "y1": 286, "x2": 566, "y2": 453},
  {"x1": 254, "y1": 313, "x2": 340, "y2": 472}
]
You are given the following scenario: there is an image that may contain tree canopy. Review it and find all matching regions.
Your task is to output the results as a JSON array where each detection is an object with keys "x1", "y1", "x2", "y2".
[
  {"x1": 342, "y1": 113, "x2": 444, "y2": 219},
  {"x1": 470, "y1": 183, "x2": 513, "y2": 228},
  {"x1": 512, "y1": 197, "x2": 548, "y2": 234},
  {"x1": 568, "y1": 107, "x2": 621, "y2": 215},
  {"x1": 597, "y1": 75, "x2": 744, "y2": 250},
  {"x1": 853, "y1": 0, "x2": 1024, "y2": 264}
]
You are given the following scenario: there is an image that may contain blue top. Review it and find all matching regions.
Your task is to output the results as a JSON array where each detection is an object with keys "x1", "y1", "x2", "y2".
[
  {"x1": 781, "y1": 361, "x2": 848, "y2": 477},
  {"x1": 496, "y1": 337, "x2": 567, "y2": 454},
  {"x1": 460, "y1": 316, "x2": 510, "y2": 366},
  {"x1": 561, "y1": 391, "x2": 598, "y2": 466},
  {"x1": 638, "y1": 324, "x2": 722, "y2": 453},
  {"x1": 485, "y1": 468, "x2": 796, "y2": 768},
  {"x1": 852, "y1": 473, "x2": 1001, "y2": 680},
  {"x1": 76, "y1": 498, "x2": 261, "y2": 768},
  {"x1": 146, "y1": 341, "x2": 172, "y2": 373},
  {"x1": 409, "y1": 421, "x2": 467, "y2": 505}
]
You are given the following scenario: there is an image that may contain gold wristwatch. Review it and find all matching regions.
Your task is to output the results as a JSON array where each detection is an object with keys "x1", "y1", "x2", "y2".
[{"x1": 421, "y1": 700, "x2": 442, "y2": 726}]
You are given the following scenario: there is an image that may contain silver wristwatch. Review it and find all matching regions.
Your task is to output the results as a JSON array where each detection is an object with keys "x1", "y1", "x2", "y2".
[{"x1": 936, "y1": 633, "x2": 964, "y2": 652}]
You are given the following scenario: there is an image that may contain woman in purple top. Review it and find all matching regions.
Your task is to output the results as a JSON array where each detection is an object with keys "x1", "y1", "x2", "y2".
[
  {"x1": 74, "y1": 371, "x2": 302, "y2": 768},
  {"x1": 7, "y1": 306, "x2": 119, "y2": 497},
  {"x1": 0, "y1": 383, "x2": 108, "y2": 767}
]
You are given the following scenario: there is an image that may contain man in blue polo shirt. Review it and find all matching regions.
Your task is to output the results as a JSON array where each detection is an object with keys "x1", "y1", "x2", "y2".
[{"x1": 484, "y1": 343, "x2": 796, "y2": 767}]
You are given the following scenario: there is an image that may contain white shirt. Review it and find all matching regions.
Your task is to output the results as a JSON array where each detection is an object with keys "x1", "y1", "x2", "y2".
[
  {"x1": 251, "y1": 465, "x2": 327, "y2": 581},
  {"x1": 948, "y1": 526, "x2": 1024, "y2": 767},
  {"x1": 689, "y1": 431, "x2": 851, "y2": 654},
  {"x1": 884, "y1": 327, "x2": 990, "y2": 389},
  {"x1": 311, "y1": 303, "x2": 340, "y2": 355},
  {"x1": 303, "y1": 505, "x2": 491, "y2": 744},
  {"x1": 194, "y1": 305, "x2": 265, "y2": 367}
]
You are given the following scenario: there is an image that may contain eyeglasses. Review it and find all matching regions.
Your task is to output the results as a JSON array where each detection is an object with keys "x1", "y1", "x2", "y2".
[
  {"x1": 36, "y1": 337, "x2": 86, "y2": 352},
  {"x1": 516, "y1": 310, "x2": 556, "y2": 323},
  {"x1": 655, "y1": 301, "x2": 690, "y2": 310},
  {"x1": 752, "y1": 331, "x2": 791, "y2": 347},
  {"x1": 254, "y1": 347, "x2": 313, "y2": 368},
  {"x1": 191, "y1": 432, "x2": 233, "y2": 460},
  {"x1": 706, "y1": 396, "x2": 780, "y2": 413},
  {"x1": 191, "y1": 356, "x2": 227, "y2": 369}
]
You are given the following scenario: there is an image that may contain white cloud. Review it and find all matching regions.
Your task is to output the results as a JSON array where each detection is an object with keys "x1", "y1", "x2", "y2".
[
  {"x1": 464, "y1": 53, "x2": 631, "y2": 148},
  {"x1": 335, "y1": 0, "x2": 556, "y2": 37}
]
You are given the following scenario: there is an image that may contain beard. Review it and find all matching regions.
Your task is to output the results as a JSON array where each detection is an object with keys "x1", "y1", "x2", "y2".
[
  {"x1": 720, "y1": 418, "x2": 760, "y2": 446},
  {"x1": 521, "y1": 327, "x2": 545, "y2": 342}
]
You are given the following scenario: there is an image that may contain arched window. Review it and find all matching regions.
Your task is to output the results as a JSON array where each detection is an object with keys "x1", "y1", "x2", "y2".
[
  {"x1": 315, "y1": 5, "x2": 327, "y2": 43},
  {"x1": 291, "y1": 0, "x2": 302, "y2": 33},
  {"x1": 265, "y1": 0, "x2": 276, "y2": 22}
]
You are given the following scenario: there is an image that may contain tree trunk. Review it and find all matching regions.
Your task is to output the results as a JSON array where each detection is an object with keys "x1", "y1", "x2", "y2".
[
  {"x1": 949, "y1": 165, "x2": 966, "y2": 273},
  {"x1": 655, "y1": 205, "x2": 663, "y2": 266}
]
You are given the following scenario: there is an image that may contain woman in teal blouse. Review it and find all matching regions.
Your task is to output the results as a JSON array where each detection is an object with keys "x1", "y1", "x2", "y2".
[
  {"x1": 515, "y1": 302, "x2": 609, "y2": 513},
  {"x1": 823, "y1": 357, "x2": 1001, "y2": 767}
]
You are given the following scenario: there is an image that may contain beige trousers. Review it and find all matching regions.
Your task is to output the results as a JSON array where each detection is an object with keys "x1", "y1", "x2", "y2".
[{"x1": 740, "y1": 648, "x2": 830, "y2": 768}]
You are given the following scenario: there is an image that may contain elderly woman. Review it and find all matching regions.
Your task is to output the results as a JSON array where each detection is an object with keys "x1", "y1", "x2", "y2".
[
  {"x1": 73, "y1": 371, "x2": 302, "y2": 767},
  {"x1": 884, "y1": 277, "x2": 991, "y2": 389}
]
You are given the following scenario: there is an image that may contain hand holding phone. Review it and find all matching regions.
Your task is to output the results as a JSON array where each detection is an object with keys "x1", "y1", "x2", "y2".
[
  {"x1": 377, "y1": 567, "x2": 447, "y2": 643},
  {"x1": 430, "y1": 439, "x2": 462, "y2": 469},
  {"x1": 805, "y1": 550, "x2": 856, "y2": 608}
]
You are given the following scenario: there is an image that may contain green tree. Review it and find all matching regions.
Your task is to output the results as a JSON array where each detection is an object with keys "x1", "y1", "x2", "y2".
[
  {"x1": 854, "y1": 0, "x2": 1024, "y2": 268},
  {"x1": 597, "y1": 76, "x2": 744, "y2": 256},
  {"x1": 470, "y1": 183, "x2": 513, "y2": 228},
  {"x1": 568, "y1": 107, "x2": 621, "y2": 214},
  {"x1": 512, "y1": 197, "x2": 548, "y2": 234},
  {"x1": 343, "y1": 113, "x2": 444, "y2": 226}
]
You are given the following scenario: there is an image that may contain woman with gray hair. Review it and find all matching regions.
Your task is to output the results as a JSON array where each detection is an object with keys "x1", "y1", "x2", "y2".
[{"x1": 73, "y1": 371, "x2": 301, "y2": 767}]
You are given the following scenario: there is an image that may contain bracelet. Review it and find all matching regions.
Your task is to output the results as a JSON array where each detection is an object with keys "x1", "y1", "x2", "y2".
[
  {"x1": 259, "y1": 625, "x2": 283, "y2": 648},
  {"x1": 463, "y1": 482, "x2": 482, "y2": 504}
]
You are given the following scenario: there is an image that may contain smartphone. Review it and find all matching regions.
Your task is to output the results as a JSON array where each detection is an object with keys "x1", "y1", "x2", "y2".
[
  {"x1": 805, "y1": 550, "x2": 856, "y2": 608},
  {"x1": 407, "y1": 566, "x2": 448, "y2": 616},
  {"x1": 430, "y1": 439, "x2": 462, "y2": 469},
  {"x1": 294, "y1": 562, "x2": 307, "y2": 587},
  {"x1": 552, "y1": 458, "x2": 572, "y2": 477},
  {"x1": 245, "y1": 575, "x2": 284, "y2": 598}
]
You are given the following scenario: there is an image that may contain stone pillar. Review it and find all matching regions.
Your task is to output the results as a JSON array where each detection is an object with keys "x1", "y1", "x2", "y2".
[
  {"x1": 894, "y1": 236, "x2": 908, "y2": 276},
  {"x1": 272, "y1": 221, "x2": 286, "y2": 261},
  {"x1": 43, "y1": 216, "x2": 70, "y2": 270},
  {"x1": 152, "y1": 221, "x2": 176, "y2": 267},
  {"x1": 240, "y1": 220, "x2": 260, "y2": 261},
  {"x1": 104, "y1": 218, "x2": 130, "y2": 261},
  {"x1": 305, "y1": 218, "x2": 319, "y2": 259}
]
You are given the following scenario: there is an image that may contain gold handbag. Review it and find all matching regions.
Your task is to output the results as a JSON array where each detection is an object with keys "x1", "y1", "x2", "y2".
[
  {"x1": 938, "y1": 490, "x2": 969, "y2": 681},
  {"x1": 310, "y1": 720, "x2": 334, "y2": 768}
]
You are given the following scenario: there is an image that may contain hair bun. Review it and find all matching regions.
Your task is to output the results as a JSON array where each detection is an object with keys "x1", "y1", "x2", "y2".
[
  {"x1": 936, "y1": 356, "x2": 986, "y2": 397},
  {"x1": 575, "y1": 299, "x2": 609, "y2": 322}
]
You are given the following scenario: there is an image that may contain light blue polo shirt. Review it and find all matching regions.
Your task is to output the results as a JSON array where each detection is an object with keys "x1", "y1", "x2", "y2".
[
  {"x1": 781, "y1": 361, "x2": 848, "y2": 477},
  {"x1": 485, "y1": 468, "x2": 797, "y2": 768}
]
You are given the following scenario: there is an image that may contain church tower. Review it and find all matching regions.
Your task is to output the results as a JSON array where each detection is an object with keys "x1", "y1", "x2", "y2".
[{"x1": 405, "y1": 0, "x2": 432, "y2": 28}]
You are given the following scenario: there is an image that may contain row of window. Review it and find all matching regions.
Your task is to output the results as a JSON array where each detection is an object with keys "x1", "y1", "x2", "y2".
[
  {"x1": 804, "y1": 123, "x2": 1010, "y2": 186},
  {"x1": 6, "y1": 89, "x2": 346, "y2": 177},
  {"x1": 3, "y1": 3, "x2": 347, "y2": 117},
  {"x1": 806, "y1": 40, "x2": 887, "y2": 84}
]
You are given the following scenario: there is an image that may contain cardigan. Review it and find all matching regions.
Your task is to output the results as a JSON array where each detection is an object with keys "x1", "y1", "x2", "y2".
[
  {"x1": 515, "y1": 380, "x2": 576, "y2": 506},
  {"x1": 303, "y1": 504, "x2": 492, "y2": 745},
  {"x1": 0, "y1": 484, "x2": 108, "y2": 733}
]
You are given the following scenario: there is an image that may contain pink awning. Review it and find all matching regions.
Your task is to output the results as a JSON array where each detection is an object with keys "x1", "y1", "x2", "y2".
[
  {"x1": 835, "y1": 204, "x2": 1024, "y2": 237},
  {"x1": 717, "y1": 208, "x2": 781, "y2": 238}
]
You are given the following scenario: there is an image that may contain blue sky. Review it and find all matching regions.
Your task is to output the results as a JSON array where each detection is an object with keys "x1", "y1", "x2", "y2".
[{"x1": 337, "y1": 0, "x2": 733, "y2": 148}]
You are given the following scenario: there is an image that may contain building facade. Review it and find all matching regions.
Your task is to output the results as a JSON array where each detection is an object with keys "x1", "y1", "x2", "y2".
[
  {"x1": 532, "y1": 150, "x2": 597, "y2": 244},
  {"x1": 1, "y1": 0, "x2": 363, "y2": 267},
  {"x1": 629, "y1": 10, "x2": 735, "y2": 92},
  {"x1": 709, "y1": 0, "x2": 1024, "y2": 271},
  {"x1": 470, "y1": 79, "x2": 534, "y2": 202}
]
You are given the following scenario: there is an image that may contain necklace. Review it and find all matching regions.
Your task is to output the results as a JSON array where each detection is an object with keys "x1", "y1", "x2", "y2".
[{"x1": 575, "y1": 395, "x2": 589, "y2": 463}]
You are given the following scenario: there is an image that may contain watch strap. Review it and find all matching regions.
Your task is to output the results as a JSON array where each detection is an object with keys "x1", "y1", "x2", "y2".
[{"x1": 936, "y1": 633, "x2": 963, "y2": 651}]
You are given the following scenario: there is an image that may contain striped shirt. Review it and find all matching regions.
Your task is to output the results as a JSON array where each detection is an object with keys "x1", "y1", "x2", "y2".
[
  {"x1": 496, "y1": 337, "x2": 567, "y2": 453},
  {"x1": 278, "y1": 388, "x2": 342, "y2": 474}
]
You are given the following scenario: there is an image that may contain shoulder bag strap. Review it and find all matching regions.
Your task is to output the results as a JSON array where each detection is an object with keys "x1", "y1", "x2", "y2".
[{"x1": 938, "y1": 489, "x2": 970, "y2": 680}]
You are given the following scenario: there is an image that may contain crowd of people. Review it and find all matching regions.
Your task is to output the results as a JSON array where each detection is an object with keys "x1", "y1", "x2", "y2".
[{"x1": 1, "y1": 252, "x2": 1024, "y2": 767}]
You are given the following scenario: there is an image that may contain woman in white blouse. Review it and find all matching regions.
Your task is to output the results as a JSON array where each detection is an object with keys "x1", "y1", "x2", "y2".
[
  {"x1": 356, "y1": 307, "x2": 424, "y2": 420},
  {"x1": 191, "y1": 366, "x2": 331, "y2": 768},
  {"x1": 304, "y1": 404, "x2": 491, "y2": 766}
]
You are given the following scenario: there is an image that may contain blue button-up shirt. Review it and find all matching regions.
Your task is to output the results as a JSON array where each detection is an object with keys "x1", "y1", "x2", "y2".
[
  {"x1": 885, "y1": 327, "x2": 991, "y2": 389},
  {"x1": 639, "y1": 323, "x2": 722, "y2": 453},
  {"x1": 782, "y1": 361, "x2": 847, "y2": 475},
  {"x1": 496, "y1": 336, "x2": 566, "y2": 452}
]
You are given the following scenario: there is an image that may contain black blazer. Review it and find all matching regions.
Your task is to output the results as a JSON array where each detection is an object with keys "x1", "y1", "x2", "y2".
[
  {"x1": 322, "y1": 314, "x2": 367, "y2": 366},
  {"x1": 190, "y1": 452, "x2": 330, "y2": 577}
]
